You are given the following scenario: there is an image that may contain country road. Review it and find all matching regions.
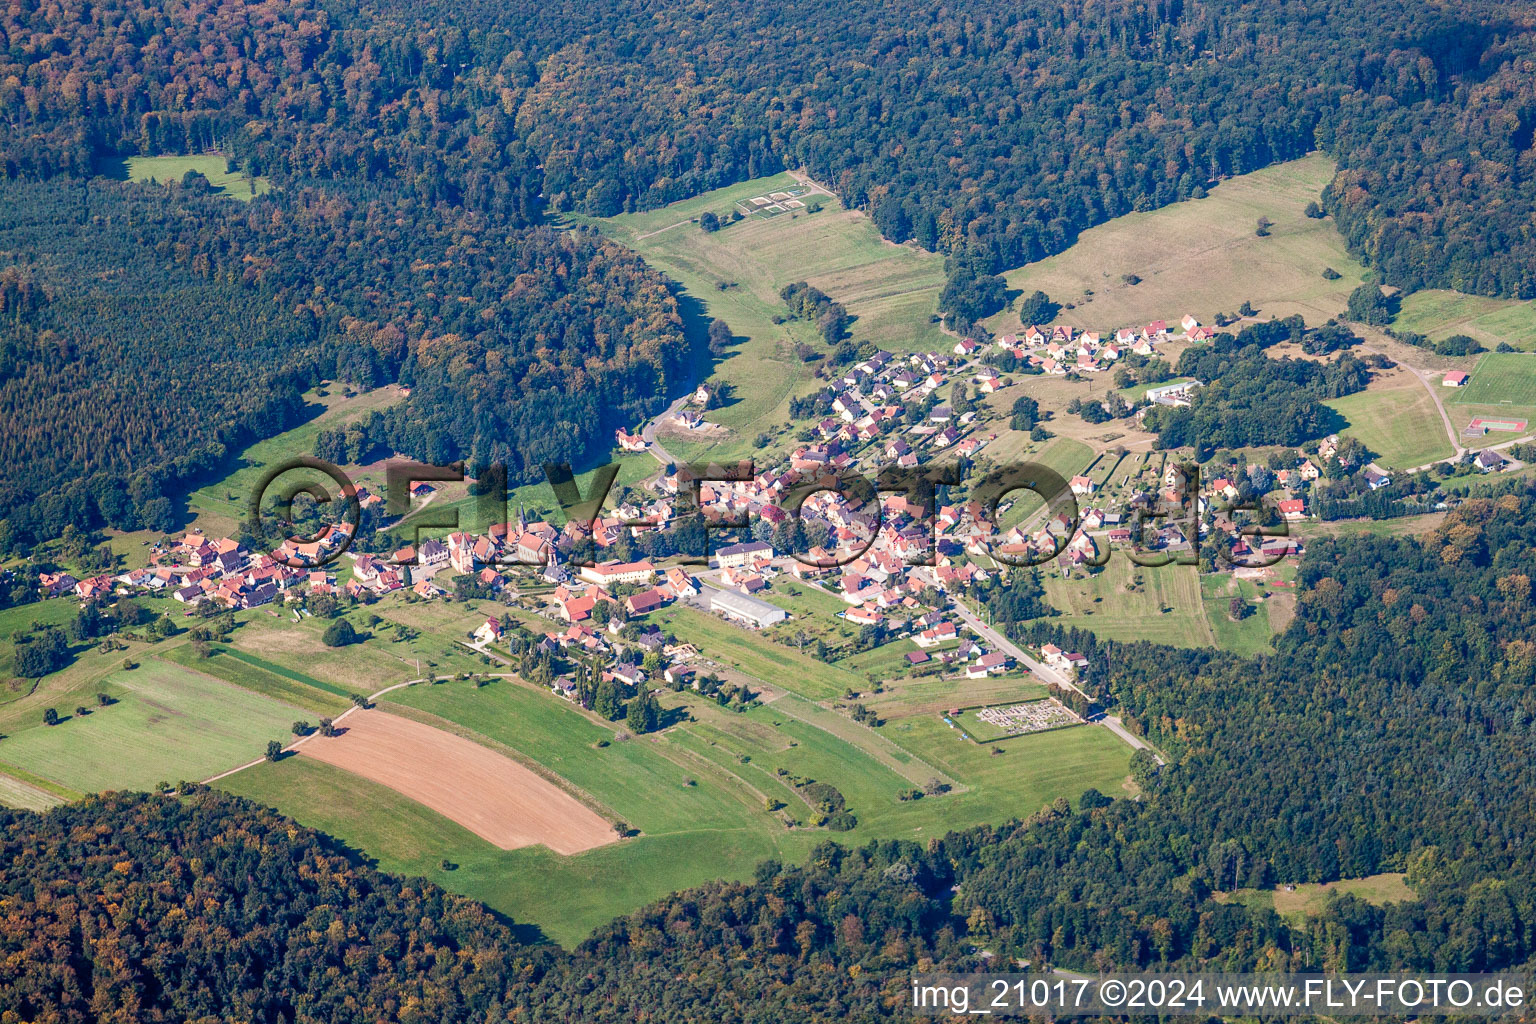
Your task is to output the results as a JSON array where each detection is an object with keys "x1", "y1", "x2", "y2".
[
  {"x1": 1351, "y1": 342, "x2": 1534, "y2": 474},
  {"x1": 948, "y1": 599, "x2": 1165, "y2": 763},
  {"x1": 641, "y1": 393, "x2": 692, "y2": 471}
]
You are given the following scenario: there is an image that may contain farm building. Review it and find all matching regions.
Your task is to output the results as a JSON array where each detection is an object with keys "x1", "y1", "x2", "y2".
[
  {"x1": 579, "y1": 560, "x2": 656, "y2": 586},
  {"x1": 708, "y1": 587, "x2": 787, "y2": 628}
]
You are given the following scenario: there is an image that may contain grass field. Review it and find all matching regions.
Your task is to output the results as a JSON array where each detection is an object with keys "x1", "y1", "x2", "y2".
[
  {"x1": 578, "y1": 172, "x2": 949, "y2": 464},
  {"x1": 877, "y1": 716, "x2": 1130, "y2": 818},
  {"x1": 862, "y1": 675, "x2": 1049, "y2": 720},
  {"x1": 184, "y1": 376, "x2": 656, "y2": 544},
  {"x1": 1297, "y1": 511, "x2": 1446, "y2": 541},
  {"x1": 984, "y1": 156, "x2": 1371, "y2": 335},
  {"x1": 399, "y1": 452, "x2": 658, "y2": 543},
  {"x1": 1442, "y1": 352, "x2": 1536, "y2": 432},
  {"x1": 1041, "y1": 559, "x2": 1217, "y2": 649},
  {"x1": 0, "y1": 600, "x2": 78, "y2": 682},
  {"x1": 0, "y1": 659, "x2": 301, "y2": 792},
  {"x1": 1199, "y1": 574, "x2": 1285, "y2": 657},
  {"x1": 974, "y1": 434, "x2": 1096, "y2": 530},
  {"x1": 159, "y1": 644, "x2": 353, "y2": 715},
  {"x1": 1218, "y1": 872, "x2": 1415, "y2": 923},
  {"x1": 1039, "y1": 555, "x2": 1291, "y2": 655},
  {"x1": 1324, "y1": 374, "x2": 1454, "y2": 470},
  {"x1": 186, "y1": 385, "x2": 406, "y2": 536},
  {"x1": 1394, "y1": 291, "x2": 1536, "y2": 351},
  {"x1": 217, "y1": 667, "x2": 1128, "y2": 946},
  {"x1": 0, "y1": 762, "x2": 75, "y2": 810},
  {"x1": 651, "y1": 603, "x2": 868, "y2": 700},
  {"x1": 107, "y1": 154, "x2": 272, "y2": 200},
  {"x1": 225, "y1": 605, "x2": 489, "y2": 693}
]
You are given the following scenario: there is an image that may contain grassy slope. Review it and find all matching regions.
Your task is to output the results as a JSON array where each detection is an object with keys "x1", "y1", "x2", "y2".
[
  {"x1": 975, "y1": 435, "x2": 1096, "y2": 529},
  {"x1": 649, "y1": 603, "x2": 868, "y2": 700},
  {"x1": 0, "y1": 585, "x2": 512, "y2": 807},
  {"x1": 217, "y1": 663, "x2": 1127, "y2": 946},
  {"x1": 0, "y1": 600, "x2": 78, "y2": 681},
  {"x1": 1040, "y1": 558, "x2": 1220, "y2": 649},
  {"x1": 226, "y1": 604, "x2": 488, "y2": 694},
  {"x1": 0, "y1": 659, "x2": 300, "y2": 792},
  {"x1": 984, "y1": 156, "x2": 1371, "y2": 334},
  {"x1": 1199, "y1": 574, "x2": 1282, "y2": 658},
  {"x1": 1324, "y1": 374, "x2": 1454, "y2": 470},
  {"x1": 1395, "y1": 291, "x2": 1536, "y2": 352},
  {"x1": 186, "y1": 385, "x2": 406, "y2": 537},
  {"x1": 577, "y1": 172, "x2": 949, "y2": 465},
  {"x1": 159, "y1": 644, "x2": 353, "y2": 715}
]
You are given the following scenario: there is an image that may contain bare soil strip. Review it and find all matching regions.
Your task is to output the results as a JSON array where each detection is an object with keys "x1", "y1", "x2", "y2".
[{"x1": 299, "y1": 709, "x2": 616, "y2": 855}]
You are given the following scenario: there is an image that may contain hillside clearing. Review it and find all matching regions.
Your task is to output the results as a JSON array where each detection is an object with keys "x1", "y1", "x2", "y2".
[{"x1": 984, "y1": 155, "x2": 1370, "y2": 334}]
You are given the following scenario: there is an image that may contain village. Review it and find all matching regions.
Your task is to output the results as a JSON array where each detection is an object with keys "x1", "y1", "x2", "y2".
[{"x1": 30, "y1": 311, "x2": 1435, "y2": 753}]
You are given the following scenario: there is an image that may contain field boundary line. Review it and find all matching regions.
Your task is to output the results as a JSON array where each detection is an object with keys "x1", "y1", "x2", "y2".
[
  {"x1": 769, "y1": 691, "x2": 963, "y2": 793},
  {"x1": 154, "y1": 648, "x2": 348, "y2": 715},
  {"x1": 0, "y1": 760, "x2": 84, "y2": 802},
  {"x1": 378, "y1": 695, "x2": 622, "y2": 824},
  {"x1": 656, "y1": 740, "x2": 779, "y2": 815},
  {"x1": 203, "y1": 675, "x2": 446, "y2": 785}
]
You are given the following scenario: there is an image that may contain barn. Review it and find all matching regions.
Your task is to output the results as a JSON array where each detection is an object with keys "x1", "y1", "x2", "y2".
[{"x1": 708, "y1": 588, "x2": 787, "y2": 628}]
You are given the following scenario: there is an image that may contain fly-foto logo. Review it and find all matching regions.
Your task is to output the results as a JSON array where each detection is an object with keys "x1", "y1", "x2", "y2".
[{"x1": 250, "y1": 457, "x2": 1293, "y2": 570}]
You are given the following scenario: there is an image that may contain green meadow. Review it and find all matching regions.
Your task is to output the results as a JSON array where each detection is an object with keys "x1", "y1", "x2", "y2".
[
  {"x1": 216, "y1": 664, "x2": 1129, "y2": 947},
  {"x1": 0, "y1": 659, "x2": 300, "y2": 793},
  {"x1": 985, "y1": 155, "x2": 1371, "y2": 334},
  {"x1": 577, "y1": 172, "x2": 950, "y2": 464},
  {"x1": 110, "y1": 154, "x2": 272, "y2": 201}
]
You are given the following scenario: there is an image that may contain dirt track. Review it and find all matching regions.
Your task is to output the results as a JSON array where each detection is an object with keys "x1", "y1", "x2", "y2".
[{"x1": 300, "y1": 709, "x2": 616, "y2": 855}]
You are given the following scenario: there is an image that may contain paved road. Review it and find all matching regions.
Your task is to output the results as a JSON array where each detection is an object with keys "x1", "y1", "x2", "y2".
[
  {"x1": 949, "y1": 599, "x2": 1164, "y2": 762},
  {"x1": 640, "y1": 393, "x2": 693, "y2": 475},
  {"x1": 1404, "y1": 432, "x2": 1533, "y2": 474}
]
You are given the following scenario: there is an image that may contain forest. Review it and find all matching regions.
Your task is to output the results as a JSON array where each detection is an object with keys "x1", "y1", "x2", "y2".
[
  {"x1": 4, "y1": 491, "x2": 1536, "y2": 1019},
  {"x1": 1142, "y1": 322, "x2": 1371, "y2": 450},
  {"x1": 0, "y1": 179, "x2": 687, "y2": 548}
]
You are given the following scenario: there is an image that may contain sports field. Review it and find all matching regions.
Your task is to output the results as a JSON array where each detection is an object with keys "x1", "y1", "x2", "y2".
[
  {"x1": 0, "y1": 659, "x2": 301, "y2": 793},
  {"x1": 579, "y1": 172, "x2": 949, "y2": 463},
  {"x1": 985, "y1": 155, "x2": 1371, "y2": 334},
  {"x1": 1443, "y1": 352, "x2": 1536, "y2": 433},
  {"x1": 1323, "y1": 375, "x2": 1454, "y2": 470}
]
